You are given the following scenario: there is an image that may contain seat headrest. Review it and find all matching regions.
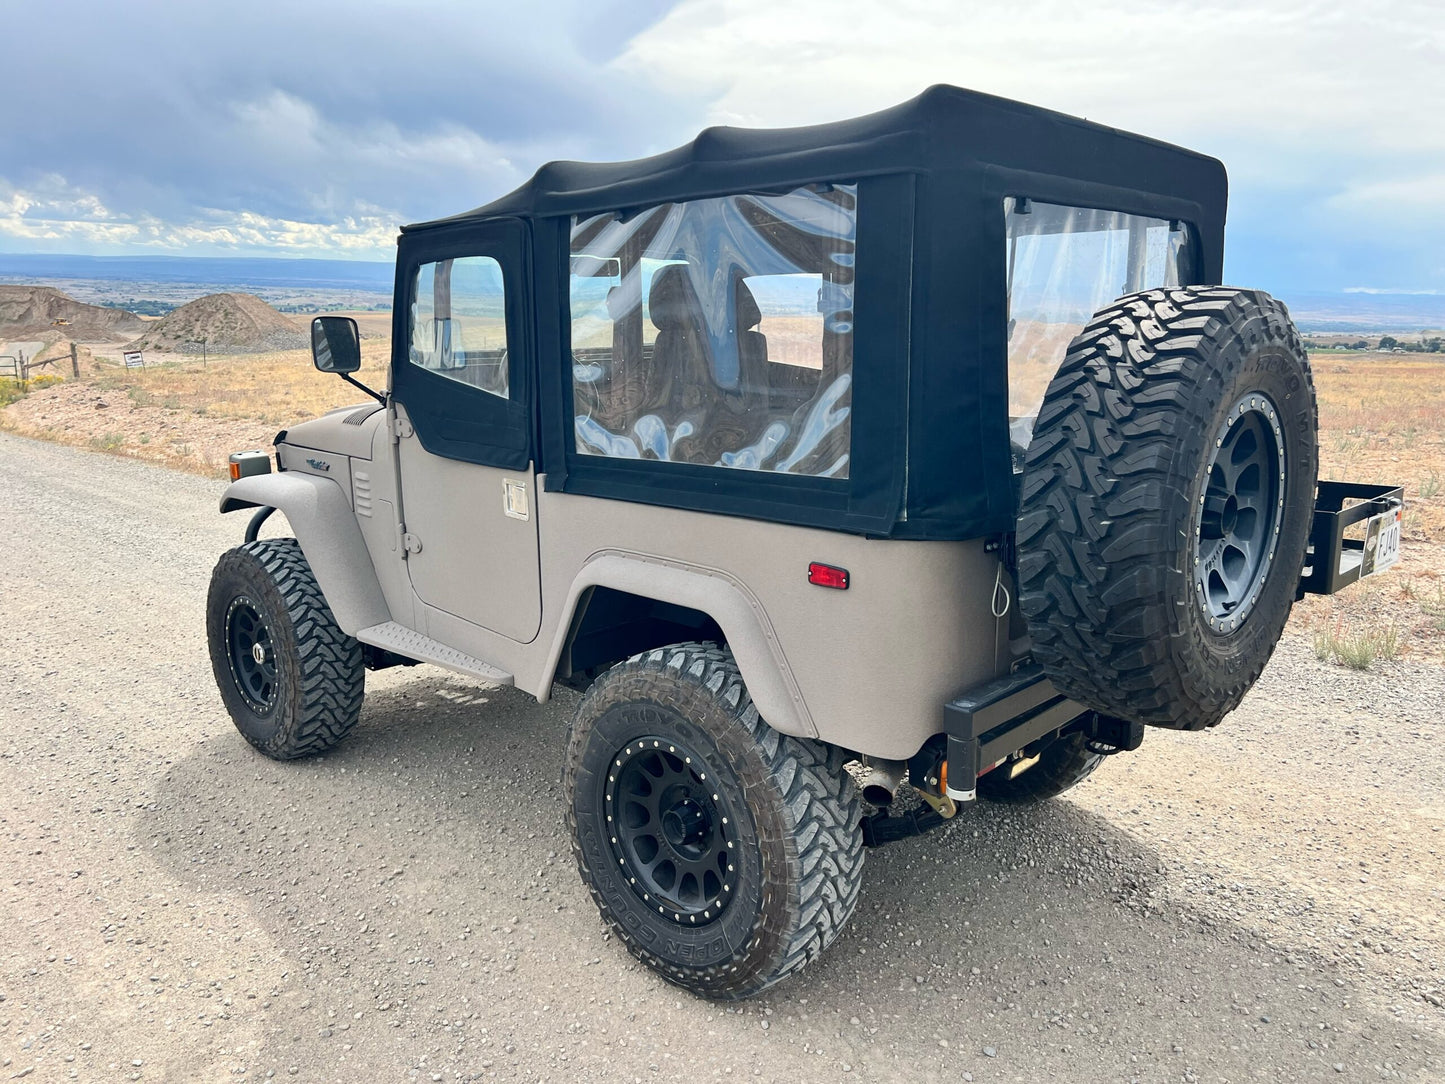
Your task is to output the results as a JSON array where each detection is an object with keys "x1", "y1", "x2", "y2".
[
  {"x1": 735, "y1": 279, "x2": 762, "y2": 331},
  {"x1": 605, "y1": 283, "x2": 636, "y2": 321},
  {"x1": 648, "y1": 265, "x2": 701, "y2": 330}
]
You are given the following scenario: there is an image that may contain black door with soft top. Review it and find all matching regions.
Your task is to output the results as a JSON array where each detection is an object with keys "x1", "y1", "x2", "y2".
[{"x1": 392, "y1": 217, "x2": 532, "y2": 469}]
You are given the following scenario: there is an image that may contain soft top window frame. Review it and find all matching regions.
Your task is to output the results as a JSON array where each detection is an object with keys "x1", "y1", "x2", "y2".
[
  {"x1": 536, "y1": 173, "x2": 916, "y2": 536},
  {"x1": 402, "y1": 85, "x2": 1228, "y2": 541},
  {"x1": 390, "y1": 216, "x2": 534, "y2": 472}
]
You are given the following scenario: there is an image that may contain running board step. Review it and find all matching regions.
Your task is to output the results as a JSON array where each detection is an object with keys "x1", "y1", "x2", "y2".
[{"x1": 355, "y1": 622, "x2": 514, "y2": 686}]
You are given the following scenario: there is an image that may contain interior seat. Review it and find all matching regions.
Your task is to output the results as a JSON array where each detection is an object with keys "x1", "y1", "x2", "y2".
[
  {"x1": 733, "y1": 278, "x2": 770, "y2": 394},
  {"x1": 648, "y1": 264, "x2": 713, "y2": 411},
  {"x1": 651, "y1": 264, "x2": 771, "y2": 464}
]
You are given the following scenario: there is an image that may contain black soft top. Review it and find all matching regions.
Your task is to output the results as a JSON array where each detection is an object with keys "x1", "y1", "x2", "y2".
[
  {"x1": 398, "y1": 86, "x2": 1229, "y2": 541},
  {"x1": 407, "y1": 84, "x2": 1225, "y2": 233}
]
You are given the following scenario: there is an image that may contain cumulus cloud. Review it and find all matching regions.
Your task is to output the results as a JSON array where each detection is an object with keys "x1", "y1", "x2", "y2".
[
  {"x1": 0, "y1": 0, "x2": 1441, "y2": 292},
  {"x1": 613, "y1": 0, "x2": 1445, "y2": 292},
  {"x1": 619, "y1": 1, "x2": 1444, "y2": 154},
  {"x1": 0, "y1": 176, "x2": 399, "y2": 257},
  {"x1": 0, "y1": 0, "x2": 679, "y2": 255}
]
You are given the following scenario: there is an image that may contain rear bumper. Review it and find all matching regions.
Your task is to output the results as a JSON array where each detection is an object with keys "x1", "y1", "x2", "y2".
[{"x1": 941, "y1": 666, "x2": 1140, "y2": 801}]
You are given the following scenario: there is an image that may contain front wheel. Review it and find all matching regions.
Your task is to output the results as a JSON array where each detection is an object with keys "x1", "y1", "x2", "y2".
[
  {"x1": 564, "y1": 642, "x2": 864, "y2": 999},
  {"x1": 206, "y1": 539, "x2": 364, "y2": 759}
]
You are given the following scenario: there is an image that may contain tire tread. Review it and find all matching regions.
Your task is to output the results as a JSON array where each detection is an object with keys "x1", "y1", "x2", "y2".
[
  {"x1": 209, "y1": 539, "x2": 364, "y2": 758},
  {"x1": 1016, "y1": 287, "x2": 1317, "y2": 730},
  {"x1": 565, "y1": 642, "x2": 863, "y2": 999}
]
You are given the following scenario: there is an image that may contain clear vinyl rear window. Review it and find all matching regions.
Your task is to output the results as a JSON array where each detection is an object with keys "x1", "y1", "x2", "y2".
[{"x1": 1006, "y1": 198, "x2": 1192, "y2": 457}]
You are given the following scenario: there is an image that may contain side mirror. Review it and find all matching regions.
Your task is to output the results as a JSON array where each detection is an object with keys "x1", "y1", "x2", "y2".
[{"x1": 311, "y1": 316, "x2": 362, "y2": 374}]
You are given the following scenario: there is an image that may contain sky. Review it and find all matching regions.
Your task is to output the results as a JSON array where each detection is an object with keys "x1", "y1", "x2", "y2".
[{"x1": 2, "y1": 0, "x2": 1442, "y2": 295}]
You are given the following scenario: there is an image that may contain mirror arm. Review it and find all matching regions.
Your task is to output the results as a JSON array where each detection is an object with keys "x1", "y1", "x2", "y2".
[{"x1": 338, "y1": 372, "x2": 386, "y2": 405}]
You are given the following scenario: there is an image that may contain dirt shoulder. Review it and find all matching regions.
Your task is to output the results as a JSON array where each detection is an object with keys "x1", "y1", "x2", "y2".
[
  {"x1": 0, "y1": 370, "x2": 282, "y2": 473},
  {"x1": 0, "y1": 335, "x2": 389, "y2": 474}
]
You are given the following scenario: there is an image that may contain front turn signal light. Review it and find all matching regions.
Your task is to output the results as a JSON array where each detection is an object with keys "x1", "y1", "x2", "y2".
[{"x1": 228, "y1": 450, "x2": 272, "y2": 480}]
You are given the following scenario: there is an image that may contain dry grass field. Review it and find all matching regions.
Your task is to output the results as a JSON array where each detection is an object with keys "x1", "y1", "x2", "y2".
[
  {"x1": 0, "y1": 316, "x2": 391, "y2": 473},
  {"x1": 3, "y1": 339, "x2": 1441, "y2": 662},
  {"x1": 1295, "y1": 354, "x2": 1445, "y2": 663}
]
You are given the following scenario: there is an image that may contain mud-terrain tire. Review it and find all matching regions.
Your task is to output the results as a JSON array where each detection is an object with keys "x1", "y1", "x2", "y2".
[
  {"x1": 1017, "y1": 287, "x2": 1318, "y2": 731},
  {"x1": 206, "y1": 539, "x2": 365, "y2": 759},
  {"x1": 976, "y1": 730, "x2": 1103, "y2": 804},
  {"x1": 564, "y1": 642, "x2": 863, "y2": 999}
]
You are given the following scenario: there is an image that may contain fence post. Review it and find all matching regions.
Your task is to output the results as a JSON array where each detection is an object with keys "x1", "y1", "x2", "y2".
[{"x1": 70, "y1": 341, "x2": 80, "y2": 379}]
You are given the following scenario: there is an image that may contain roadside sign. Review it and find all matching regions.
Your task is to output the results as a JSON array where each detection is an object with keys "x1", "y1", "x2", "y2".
[{"x1": 123, "y1": 351, "x2": 145, "y2": 369}]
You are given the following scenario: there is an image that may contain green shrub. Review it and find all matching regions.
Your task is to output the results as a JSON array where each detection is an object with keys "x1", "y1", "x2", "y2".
[{"x1": 1314, "y1": 621, "x2": 1401, "y2": 670}]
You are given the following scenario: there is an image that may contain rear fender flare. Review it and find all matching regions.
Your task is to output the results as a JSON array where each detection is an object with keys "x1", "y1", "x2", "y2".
[
  {"x1": 541, "y1": 551, "x2": 816, "y2": 740},
  {"x1": 219, "y1": 473, "x2": 390, "y2": 635}
]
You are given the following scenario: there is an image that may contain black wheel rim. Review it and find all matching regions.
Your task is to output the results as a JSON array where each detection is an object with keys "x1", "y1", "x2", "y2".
[
  {"x1": 1193, "y1": 392, "x2": 1286, "y2": 631},
  {"x1": 605, "y1": 735, "x2": 738, "y2": 926},
  {"x1": 226, "y1": 595, "x2": 277, "y2": 714}
]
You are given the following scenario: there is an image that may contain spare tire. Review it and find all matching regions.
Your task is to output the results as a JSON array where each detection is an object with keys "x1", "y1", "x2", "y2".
[{"x1": 1016, "y1": 287, "x2": 1317, "y2": 731}]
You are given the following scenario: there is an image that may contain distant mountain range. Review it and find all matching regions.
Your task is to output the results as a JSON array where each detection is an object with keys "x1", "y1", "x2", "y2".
[
  {"x1": 0, "y1": 254, "x2": 1440, "y2": 332},
  {"x1": 0, "y1": 253, "x2": 394, "y2": 293},
  {"x1": 1281, "y1": 292, "x2": 1445, "y2": 333}
]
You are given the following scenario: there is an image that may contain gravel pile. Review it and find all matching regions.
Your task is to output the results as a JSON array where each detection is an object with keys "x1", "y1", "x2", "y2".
[{"x1": 124, "y1": 293, "x2": 307, "y2": 355}]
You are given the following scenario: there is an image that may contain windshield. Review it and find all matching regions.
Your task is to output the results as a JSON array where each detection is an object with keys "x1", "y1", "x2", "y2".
[{"x1": 1006, "y1": 198, "x2": 1193, "y2": 461}]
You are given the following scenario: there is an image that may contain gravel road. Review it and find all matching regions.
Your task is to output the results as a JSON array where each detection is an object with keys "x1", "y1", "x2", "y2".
[{"x1": 1, "y1": 431, "x2": 1441, "y2": 1083}]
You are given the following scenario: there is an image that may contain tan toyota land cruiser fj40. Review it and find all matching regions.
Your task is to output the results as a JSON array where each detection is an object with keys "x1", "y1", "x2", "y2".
[{"x1": 206, "y1": 85, "x2": 1402, "y2": 999}]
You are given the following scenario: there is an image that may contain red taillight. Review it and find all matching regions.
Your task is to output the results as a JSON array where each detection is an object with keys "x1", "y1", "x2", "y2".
[{"x1": 807, "y1": 562, "x2": 850, "y2": 590}]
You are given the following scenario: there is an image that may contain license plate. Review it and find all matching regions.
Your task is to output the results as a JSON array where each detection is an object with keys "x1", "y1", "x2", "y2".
[{"x1": 1361, "y1": 505, "x2": 1402, "y2": 577}]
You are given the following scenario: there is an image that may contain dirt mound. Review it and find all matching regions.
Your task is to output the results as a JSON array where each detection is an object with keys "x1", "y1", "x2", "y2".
[
  {"x1": 0, "y1": 285, "x2": 148, "y2": 343},
  {"x1": 125, "y1": 292, "x2": 306, "y2": 355}
]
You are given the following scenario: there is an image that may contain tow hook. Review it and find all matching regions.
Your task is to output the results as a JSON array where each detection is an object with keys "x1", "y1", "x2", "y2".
[{"x1": 917, "y1": 790, "x2": 957, "y2": 818}]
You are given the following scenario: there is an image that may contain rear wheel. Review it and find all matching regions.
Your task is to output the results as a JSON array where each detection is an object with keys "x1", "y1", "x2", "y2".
[
  {"x1": 564, "y1": 642, "x2": 863, "y2": 999},
  {"x1": 206, "y1": 539, "x2": 364, "y2": 759},
  {"x1": 976, "y1": 730, "x2": 1103, "y2": 804}
]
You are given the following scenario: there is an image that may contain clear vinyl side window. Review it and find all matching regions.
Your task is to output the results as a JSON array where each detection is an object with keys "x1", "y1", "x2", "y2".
[
  {"x1": 1005, "y1": 198, "x2": 1192, "y2": 460},
  {"x1": 410, "y1": 255, "x2": 510, "y2": 399},
  {"x1": 568, "y1": 183, "x2": 856, "y2": 478}
]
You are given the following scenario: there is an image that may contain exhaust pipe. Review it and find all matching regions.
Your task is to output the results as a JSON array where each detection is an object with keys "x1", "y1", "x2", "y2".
[{"x1": 861, "y1": 758, "x2": 907, "y2": 808}]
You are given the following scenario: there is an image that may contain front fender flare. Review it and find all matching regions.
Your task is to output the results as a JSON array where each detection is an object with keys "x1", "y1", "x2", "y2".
[
  {"x1": 540, "y1": 551, "x2": 817, "y2": 740},
  {"x1": 219, "y1": 473, "x2": 390, "y2": 635}
]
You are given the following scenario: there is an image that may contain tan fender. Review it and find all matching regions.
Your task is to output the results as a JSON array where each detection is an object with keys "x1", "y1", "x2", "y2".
[
  {"x1": 540, "y1": 551, "x2": 817, "y2": 740},
  {"x1": 219, "y1": 473, "x2": 390, "y2": 635}
]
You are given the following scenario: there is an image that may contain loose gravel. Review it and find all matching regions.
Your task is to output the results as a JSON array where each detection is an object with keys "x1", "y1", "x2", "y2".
[{"x1": 0, "y1": 431, "x2": 1441, "y2": 1082}]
